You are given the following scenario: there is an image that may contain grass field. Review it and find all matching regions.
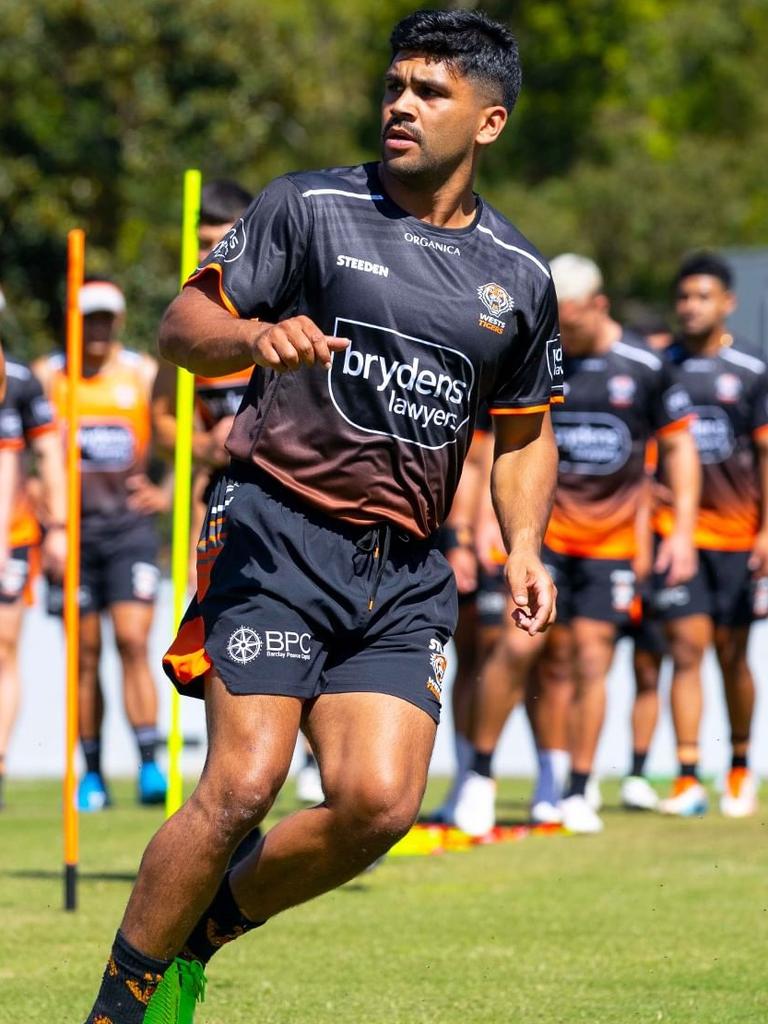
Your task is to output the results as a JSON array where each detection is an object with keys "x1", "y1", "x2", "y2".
[{"x1": 1, "y1": 778, "x2": 766, "y2": 1024}]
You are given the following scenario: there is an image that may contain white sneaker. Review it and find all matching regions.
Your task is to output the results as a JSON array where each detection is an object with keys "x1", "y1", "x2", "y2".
[
  {"x1": 530, "y1": 800, "x2": 562, "y2": 825},
  {"x1": 621, "y1": 775, "x2": 659, "y2": 811},
  {"x1": 453, "y1": 771, "x2": 496, "y2": 837},
  {"x1": 296, "y1": 763, "x2": 325, "y2": 804},
  {"x1": 585, "y1": 775, "x2": 603, "y2": 812},
  {"x1": 720, "y1": 768, "x2": 758, "y2": 818},
  {"x1": 659, "y1": 777, "x2": 708, "y2": 817},
  {"x1": 560, "y1": 794, "x2": 604, "y2": 834}
]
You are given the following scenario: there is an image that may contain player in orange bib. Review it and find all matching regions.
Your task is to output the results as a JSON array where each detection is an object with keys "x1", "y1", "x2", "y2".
[{"x1": 35, "y1": 280, "x2": 169, "y2": 811}]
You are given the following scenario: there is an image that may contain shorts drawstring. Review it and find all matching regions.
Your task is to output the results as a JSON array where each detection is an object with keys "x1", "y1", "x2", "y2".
[{"x1": 356, "y1": 524, "x2": 393, "y2": 610}]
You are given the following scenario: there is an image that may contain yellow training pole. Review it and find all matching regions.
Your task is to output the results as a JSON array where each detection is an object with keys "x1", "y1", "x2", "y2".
[
  {"x1": 166, "y1": 169, "x2": 201, "y2": 816},
  {"x1": 64, "y1": 228, "x2": 84, "y2": 910}
]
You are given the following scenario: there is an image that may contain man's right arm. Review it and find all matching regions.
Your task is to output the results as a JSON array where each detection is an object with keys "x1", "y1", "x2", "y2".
[{"x1": 158, "y1": 273, "x2": 348, "y2": 377}]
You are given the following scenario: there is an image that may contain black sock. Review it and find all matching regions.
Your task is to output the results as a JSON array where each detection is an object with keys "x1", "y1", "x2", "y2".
[
  {"x1": 133, "y1": 725, "x2": 159, "y2": 766},
  {"x1": 81, "y1": 737, "x2": 102, "y2": 776},
  {"x1": 471, "y1": 750, "x2": 493, "y2": 778},
  {"x1": 84, "y1": 929, "x2": 170, "y2": 1024},
  {"x1": 680, "y1": 761, "x2": 698, "y2": 779},
  {"x1": 303, "y1": 751, "x2": 317, "y2": 770},
  {"x1": 631, "y1": 750, "x2": 648, "y2": 778},
  {"x1": 731, "y1": 753, "x2": 748, "y2": 769},
  {"x1": 565, "y1": 771, "x2": 589, "y2": 798},
  {"x1": 180, "y1": 872, "x2": 263, "y2": 965}
]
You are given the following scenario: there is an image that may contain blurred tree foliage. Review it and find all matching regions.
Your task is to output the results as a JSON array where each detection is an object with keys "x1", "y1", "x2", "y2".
[{"x1": 0, "y1": 0, "x2": 766, "y2": 355}]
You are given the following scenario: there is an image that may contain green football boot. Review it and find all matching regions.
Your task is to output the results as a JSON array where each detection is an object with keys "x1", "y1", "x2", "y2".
[{"x1": 144, "y1": 958, "x2": 206, "y2": 1024}]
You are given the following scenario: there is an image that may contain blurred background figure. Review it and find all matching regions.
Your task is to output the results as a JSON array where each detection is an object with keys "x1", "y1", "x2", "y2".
[
  {"x1": 35, "y1": 280, "x2": 170, "y2": 811},
  {"x1": 654, "y1": 253, "x2": 768, "y2": 818},
  {"x1": 0, "y1": 292, "x2": 66, "y2": 809}
]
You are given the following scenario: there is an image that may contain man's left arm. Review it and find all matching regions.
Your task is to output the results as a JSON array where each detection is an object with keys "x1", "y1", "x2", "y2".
[{"x1": 491, "y1": 410, "x2": 558, "y2": 635}]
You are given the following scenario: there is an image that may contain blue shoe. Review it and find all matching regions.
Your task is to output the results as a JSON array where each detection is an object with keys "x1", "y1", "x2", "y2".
[
  {"x1": 77, "y1": 771, "x2": 110, "y2": 812},
  {"x1": 139, "y1": 762, "x2": 168, "y2": 805}
]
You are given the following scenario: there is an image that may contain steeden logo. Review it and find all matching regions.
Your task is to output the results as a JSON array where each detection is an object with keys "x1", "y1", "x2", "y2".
[{"x1": 477, "y1": 282, "x2": 514, "y2": 334}]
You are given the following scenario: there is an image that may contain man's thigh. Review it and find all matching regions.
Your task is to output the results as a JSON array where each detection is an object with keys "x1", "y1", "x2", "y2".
[{"x1": 304, "y1": 691, "x2": 437, "y2": 804}]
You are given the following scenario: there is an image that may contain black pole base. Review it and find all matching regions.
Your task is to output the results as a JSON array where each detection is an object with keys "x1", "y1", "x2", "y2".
[{"x1": 65, "y1": 863, "x2": 77, "y2": 911}]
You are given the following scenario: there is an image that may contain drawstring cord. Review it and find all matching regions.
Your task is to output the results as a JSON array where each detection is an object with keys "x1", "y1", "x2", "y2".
[{"x1": 356, "y1": 524, "x2": 393, "y2": 610}]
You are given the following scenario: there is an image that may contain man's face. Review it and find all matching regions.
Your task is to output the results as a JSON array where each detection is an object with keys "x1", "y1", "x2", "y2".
[
  {"x1": 557, "y1": 294, "x2": 606, "y2": 354},
  {"x1": 198, "y1": 221, "x2": 235, "y2": 263},
  {"x1": 675, "y1": 274, "x2": 735, "y2": 340},
  {"x1": 381, "y1": 54, "x2": 504, "y2": 185},
  {"x1": 83, "y1": 311, "x2": 118, "y2": 357}
]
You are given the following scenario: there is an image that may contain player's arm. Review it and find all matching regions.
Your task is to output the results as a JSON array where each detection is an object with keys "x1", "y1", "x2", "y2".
[
  {"x1": 654, "y1": 426, "x2": 700, "y2": 586},
  {"x1": 158, "y1": 274, "x2": 348, "y2": 377},
  {"x1": 31, "y1": 429, "x2": 67, "y2": 579},
  {"x1": 491, "y1": 410, "x2": 558, "y2": 635},
  {"x1": 444, "y1": 429, "x2": 490, "y2": 594},
  {"x1": 748, "y1": 432, "x2": 768, "y2": 577},
  {"x1": 0, "y1": 446, "x2": 16, "y2": 574}
]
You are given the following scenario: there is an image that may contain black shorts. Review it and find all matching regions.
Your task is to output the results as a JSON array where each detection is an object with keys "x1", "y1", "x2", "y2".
[
  {"x1": 0, "y1": 546, "x2": 30, "y2": 605},
  {"x1": 47, "y1": 515, "x2": 160, "y2": 616},
  {"x1": 620, "y1": 587, "x2": 667, "y2": 655},
  {"x1": 164, "y1": 466, "x2": 458, "y2": 722},
  {"x1": 476, "y1": 563, "x2": 507, "y2": 628},
  {"x1": 542, "y1": 546, "x2": 637, "y2": 627},
  {"x1": 652, "y1": 547, "x2": 763, "y2": 627}
]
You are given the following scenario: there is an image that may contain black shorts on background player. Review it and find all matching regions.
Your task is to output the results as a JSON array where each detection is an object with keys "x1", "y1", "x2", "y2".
[
  {"x1": 653, "y1": 548, "x2": 761, "y2": 627},
  {"x1": 165, "y1": 467, "x2": 456, "y2": 722},
  {"x1": 47, "y1": 516, "x2": 159, "y2": 616},
  {"x1": 0, "y1": 547, "x2": 30, "y2": 605},
  {"x1": 542, "y1": 546, "x2": 637, "y2": 627}
]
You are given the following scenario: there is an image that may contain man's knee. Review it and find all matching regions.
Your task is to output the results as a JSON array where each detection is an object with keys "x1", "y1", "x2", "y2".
[
  {"x1": 114, "y1": 630, "x2": 149, "y2": 665},
  {"x1": 192, "y1": 762, "x2": 286, "y2": 841},
  {"x1": 330, "y1": 777, "x2": 421, "y2": 845}
]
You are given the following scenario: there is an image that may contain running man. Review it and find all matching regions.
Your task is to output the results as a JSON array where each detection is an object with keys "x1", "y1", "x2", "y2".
[
  {"x1": 83, "y1": 11, "x2": 562, "y2": 1022},
  {"x1": 35, "y1": 280, "x2": 169, "y2": 810},
  {"x1": 453, "y1": 254, "x2": 699, "y2": 835},
  {"x1": 0, "y1": 346, "x2": 66, "y2": 808},
  {"x1": 655, "y1": 252, "x2": 768, "y2": 817}
]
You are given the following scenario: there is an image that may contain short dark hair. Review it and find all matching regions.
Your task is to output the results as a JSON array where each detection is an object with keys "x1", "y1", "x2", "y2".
[
  {"x1": 675, "y1": 251, "x2": 734, "y2": 291},
  {"x1": 390, "y1": 9, "x2": 521, "y2": 112},
  {"x1": 200, "y1": 179, "x2": 253, "y2": 225}
]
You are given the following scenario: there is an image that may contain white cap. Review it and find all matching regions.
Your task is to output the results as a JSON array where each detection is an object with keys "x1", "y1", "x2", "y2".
[
  {"x1": 79, "y1": 281, "x2": 126, "y2": 316},
  {"x1": 550, "y1": 253, "x2": 604, "y2": 302}
]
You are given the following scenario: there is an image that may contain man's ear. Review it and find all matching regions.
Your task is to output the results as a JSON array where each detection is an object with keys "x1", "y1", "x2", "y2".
[{"x1": 476, "y1": 105, "x2": 508, "y2": 147}]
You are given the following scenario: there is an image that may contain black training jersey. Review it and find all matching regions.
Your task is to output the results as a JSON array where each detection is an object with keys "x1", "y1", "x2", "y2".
[
  {"x1": 546, "y1": 337, "x2": 691, "y2": 559},
  {"x1": 0, "y1": 357, "x2": 57, "y2": 547},
  {"x1": 654, "y1": 342, "x2": 768, "y2": 550},
  {"x1": 189, "y1": 163, "x2": 563, "y2": 538}
]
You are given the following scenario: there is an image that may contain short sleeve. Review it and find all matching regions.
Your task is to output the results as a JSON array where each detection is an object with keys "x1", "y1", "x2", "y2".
[
  {"x1": 19, "y1": 368, "x2": 56, "y2": 439},
  {"x1": 748, "y1": 368, "x2": 768, "y2": 438},
  {"x1": 653, "y1": 363, "x2": 693, "y2": 435},
  {"x1": 489, "y1": 278, "x2": 563, "y2": 415},
  {"x1": 0, "y1": 391, "x2": 23, "y2": 450},
  {"x1": 186, "y1": 176, "x2": 311, "y2": 321}
]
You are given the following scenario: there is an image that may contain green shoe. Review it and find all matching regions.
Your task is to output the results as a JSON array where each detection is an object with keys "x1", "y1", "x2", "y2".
[{"x1": 144, "y1": 958, "x2": 206, "y2": 1024}]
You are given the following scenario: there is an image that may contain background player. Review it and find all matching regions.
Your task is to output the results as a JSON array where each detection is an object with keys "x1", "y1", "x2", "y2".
[
  {"x1": 83, "y1": 12, "x2": 562, "y2": 1022},
  {"x1": 655, "y1": 252, "x2": 768, "y2": 817},
  {"x1": 35, "y1": 280, "x2": 169, "y2": 811},
  {"x1": 454, "y1": 254, "x2": 699, "y2": 835},
  {"x1": 0, "y1": 313, "x2": 66, "y2": 809}
]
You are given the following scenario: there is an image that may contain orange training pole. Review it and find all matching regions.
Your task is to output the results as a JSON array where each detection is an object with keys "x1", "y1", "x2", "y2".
[{"x1": 63, "y1": 228, "x2": 84, "y2": 911}]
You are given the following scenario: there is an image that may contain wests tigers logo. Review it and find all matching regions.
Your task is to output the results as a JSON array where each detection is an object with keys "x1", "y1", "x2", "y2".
[
  {"x1": 427, "y1": 638, "x2": 448, "y2": 701},
  {"x1": 478, "y1": 282, "x2": 514, "y2": 318}
]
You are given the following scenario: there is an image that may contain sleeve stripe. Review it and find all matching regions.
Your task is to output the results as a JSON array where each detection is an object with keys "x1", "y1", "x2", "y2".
[
  {"x1": 185, "y1": 264, "x2": 241, "y2": 319},
  {"x1": 0, "y1": 438, "x2": 24, "y2": 451},
  {"x1": 26, "y1": 422, "x2": 58, "y2": 439},
  {"x1": 656, "y1": 415, "x2": 691, "y2": 437},
  {"x1": 490, "y1": 403, "x2": 551, "y2": 416}
]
